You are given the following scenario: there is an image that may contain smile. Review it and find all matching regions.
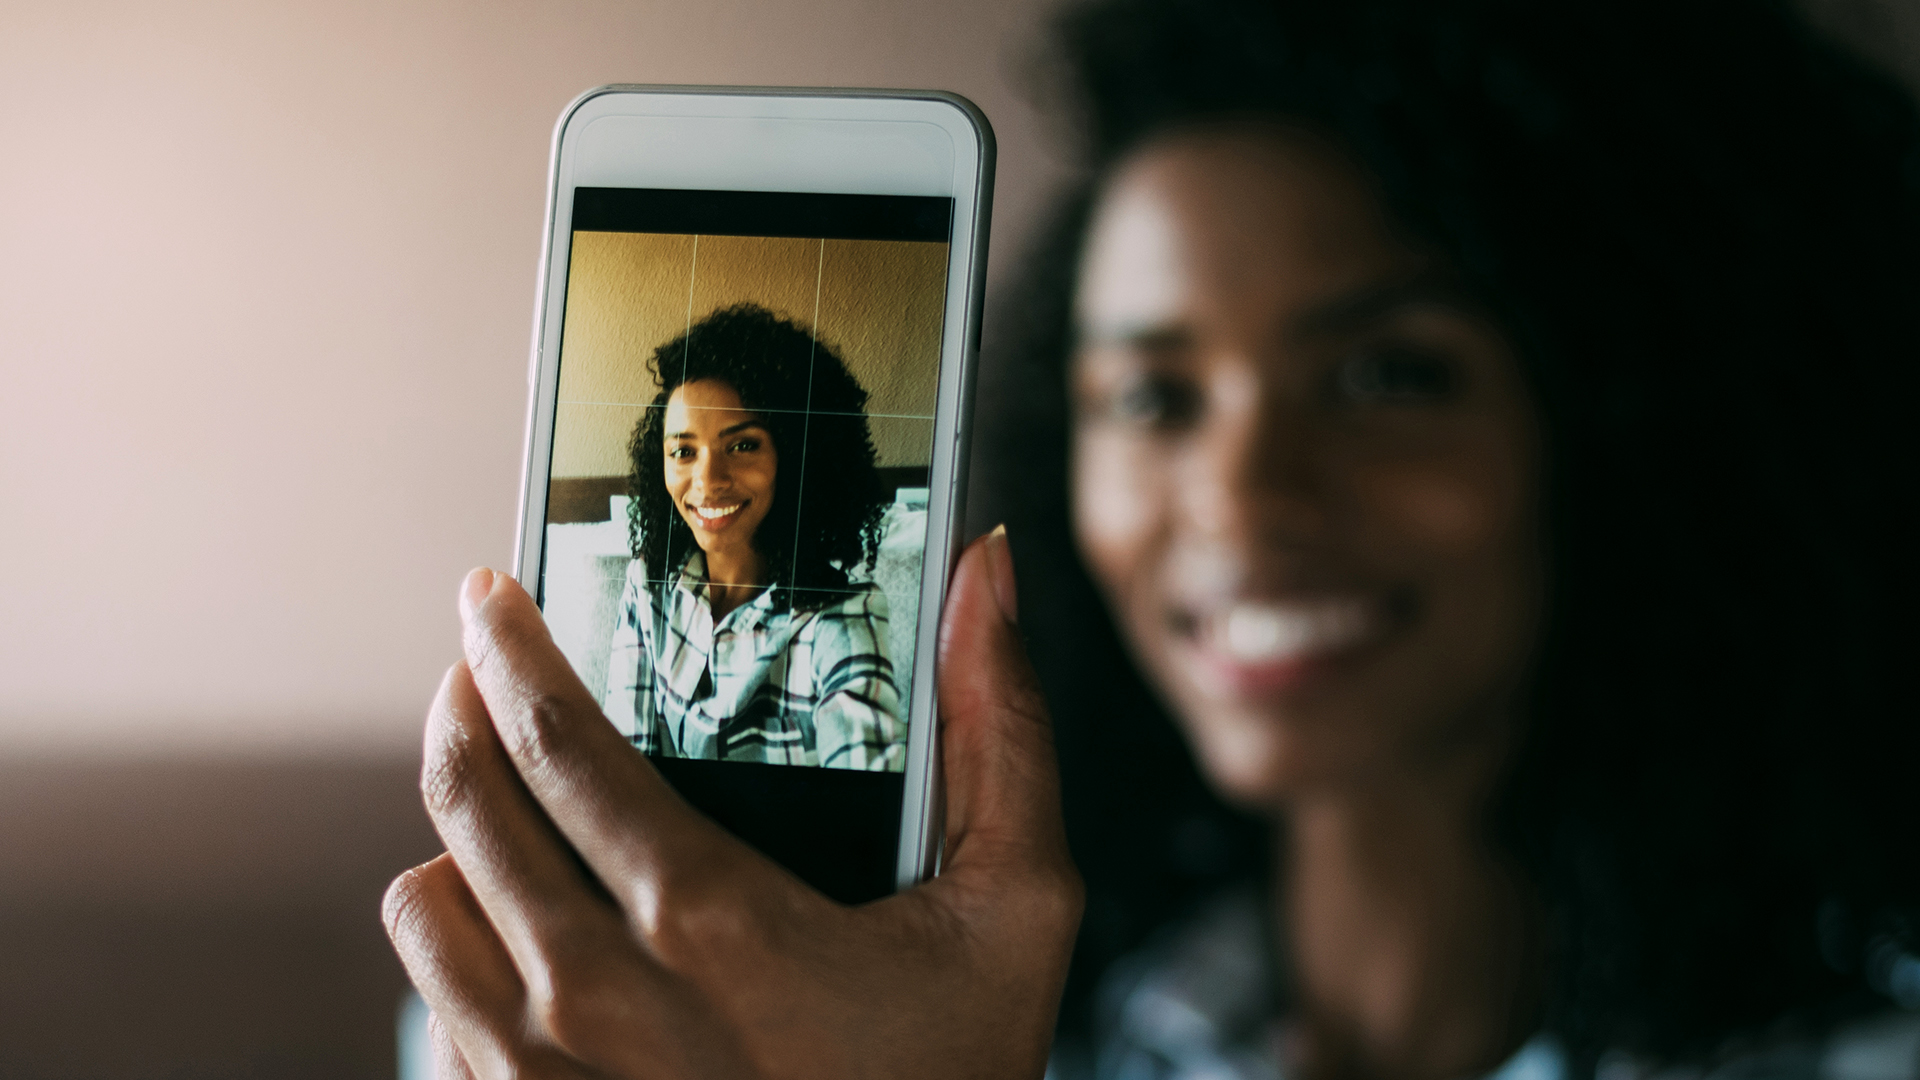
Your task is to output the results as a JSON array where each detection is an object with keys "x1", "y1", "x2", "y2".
[
  {"x1": 1211, "y1": 599, "x2": 1382, "y2": 664},
  {"x1": 686, "y1": 500, "x2": 750, "y2": 531},
  {"x1": 1174, "y1": 591, "x2": 1411, "y2": 698}
]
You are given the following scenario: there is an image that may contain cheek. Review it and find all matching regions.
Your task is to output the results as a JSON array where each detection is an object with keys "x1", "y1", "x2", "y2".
[
  {"x1": 1351, "y1": 438, "x2": 1544, "y2": 704},
  {"x1": 1071, "y1": 429, "x2": 1168, "y2": 601},
  {"x1": 1352, "y1": 445, "x2": 1530, "y2": 559}
]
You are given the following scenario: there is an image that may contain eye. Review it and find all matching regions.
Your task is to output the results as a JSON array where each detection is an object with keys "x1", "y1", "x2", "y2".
[
  {"x1": 728, "y1": 437, "x2": 762, "y2": 454},
  {"x1": 1107, "y1": 373, "x2": 1203, "y2": 429},
  {"x1": 666, "y1": 444, "x2": 694, "y2": 460},
  {"x1": 1333, "y1": 345, "x2": 1458, "y2": 404}
]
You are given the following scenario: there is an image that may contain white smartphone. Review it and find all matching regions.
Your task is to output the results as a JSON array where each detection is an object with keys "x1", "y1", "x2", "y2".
[{"x1": 514, "y1": 86, "x2": 992, "y2": 904}]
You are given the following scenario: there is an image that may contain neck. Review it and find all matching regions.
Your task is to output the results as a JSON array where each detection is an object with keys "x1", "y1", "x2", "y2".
[
  {"x1": 700, "y1": 546, "x2": 767, "y2": 620},
  {"x1": 1277, "y1": 761, "x2": 1542, "y2": 1080}
]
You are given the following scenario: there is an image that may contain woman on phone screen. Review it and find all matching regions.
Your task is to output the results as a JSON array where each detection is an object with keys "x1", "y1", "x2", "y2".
[{"x1": 602, "y1": 302, "x2": 904, "y2": 771}]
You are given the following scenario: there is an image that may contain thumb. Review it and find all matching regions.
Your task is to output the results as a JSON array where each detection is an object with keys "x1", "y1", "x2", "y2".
[{"x1": 934, "y1": 525, "x2": 1074, "y2": 881}]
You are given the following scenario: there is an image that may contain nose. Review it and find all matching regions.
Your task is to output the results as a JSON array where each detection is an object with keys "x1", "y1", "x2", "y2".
[
  {"x1": 1180, "y1": 368, "x2": 1329, "y2": 554},
  {"x1": 692, "y1": 447, "x2": 731, "y2": 495}
]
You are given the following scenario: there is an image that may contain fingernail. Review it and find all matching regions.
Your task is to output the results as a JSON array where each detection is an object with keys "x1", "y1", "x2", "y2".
[
  {"x1": 459, "y1": 567, "x2": 495, "y2": 623},
  {"x1": 984, "y1": 524, "x2": 1018, "y2": 625}
]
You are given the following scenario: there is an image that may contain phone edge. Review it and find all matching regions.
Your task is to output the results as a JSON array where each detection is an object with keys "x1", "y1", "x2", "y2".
[
  {"x1": 511, "y1": 85, "x2": 999, "y2": 897},
  {"x1": 900, "y1": 90, "x2": 996, "y2": 890}
]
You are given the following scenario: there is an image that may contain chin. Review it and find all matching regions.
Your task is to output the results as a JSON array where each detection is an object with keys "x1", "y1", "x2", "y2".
[
  {"x1": 1185, "y1": 713, "x2": 1305, "y2": 809},
  {"x1": 1182, "y1": 699, "x2": 1393, "y2": 810}
]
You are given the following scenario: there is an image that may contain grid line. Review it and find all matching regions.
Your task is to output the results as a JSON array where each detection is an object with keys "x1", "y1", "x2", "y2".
[
  {"x1": 778, "y1": 239, "x2": 828, "y2": 728},
  {"x1": 557, "y1": 400, "x2": 935, "y2": 420}
]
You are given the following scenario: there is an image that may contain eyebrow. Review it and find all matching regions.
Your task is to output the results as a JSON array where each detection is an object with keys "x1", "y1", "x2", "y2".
[
  {"x1": 1075, "y1": 320, "x2": 1194, "y2": 351},
  {"x1": 1289, "y1": 274, "x2": 1473, "y2": 339},
  {"x1": 667, "y1": 418, "x2": 766, "y2": 441},
  {"x1": 1075, "y1": 272, "x2": 1473, "y2": 352}
]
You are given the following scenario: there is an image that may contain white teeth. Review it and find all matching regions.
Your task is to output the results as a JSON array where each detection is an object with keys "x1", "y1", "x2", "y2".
[
  {"x1": 1217, "y1": 601, "x2": 1376, "y2": 662},
  {"x1": 693, "y1": 503, "x2": 742, "y2": 520}
]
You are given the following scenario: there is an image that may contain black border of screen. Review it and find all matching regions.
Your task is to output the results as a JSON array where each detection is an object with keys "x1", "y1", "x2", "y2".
[{"x1": 571, "y1": 187, "x2": 954, "y2": 242}]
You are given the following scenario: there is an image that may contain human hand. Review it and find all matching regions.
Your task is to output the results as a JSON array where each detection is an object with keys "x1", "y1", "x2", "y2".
[{"x1": 382, "y1": 527, "x2": 1083, "y2": 1079}]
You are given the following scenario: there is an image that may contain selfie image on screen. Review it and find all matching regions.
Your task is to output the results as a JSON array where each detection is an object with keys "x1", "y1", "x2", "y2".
[{"x1": 539, "y1": 189, "x2": 950, "y2": 777}]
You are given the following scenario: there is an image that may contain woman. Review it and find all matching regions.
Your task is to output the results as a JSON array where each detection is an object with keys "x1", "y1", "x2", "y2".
[
  {"x1": 603, "y1": 302, "x2": 905, "y2": 771},
  {"x1": 386, "y1": 0, "x2": 1920, "y2": 1075},
  {"x1": 976, "y1": 0, "x2": 1920, "y2": 1076}
]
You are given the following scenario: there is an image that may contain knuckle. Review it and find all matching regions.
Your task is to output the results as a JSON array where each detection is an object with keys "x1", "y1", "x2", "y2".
[
  {"x1": 498, "y1": 692, "x2": 574, "y2": 778},
  {"x1": 525, "y1": 959, "x2": 619, "y2": 1055},
  {"x1": 636, "y1": 870, "x2": 767, "y2": 971}
]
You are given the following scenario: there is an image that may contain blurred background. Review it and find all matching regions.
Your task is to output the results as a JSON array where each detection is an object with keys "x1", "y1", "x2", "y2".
[{"x1": 0, "y1": 0, "x2": 1914, "y2": 1075}]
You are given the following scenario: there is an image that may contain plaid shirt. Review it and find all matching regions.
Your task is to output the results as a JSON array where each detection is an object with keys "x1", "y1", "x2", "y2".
[
  {"x1": 1057, "y1": 888, "x2": 1920, "y2": 1080},
  {"x1": 601, "y1": 553, "x2": 906, "y2": 771}
]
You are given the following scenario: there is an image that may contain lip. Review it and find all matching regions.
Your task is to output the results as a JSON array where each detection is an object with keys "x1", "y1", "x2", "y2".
[
  {"x1": 1191, "y1": 649, "x2": 1343, "y2": 697},
  {"x1": 685, "y1": 499, "x2": 748, "y2": 532},
  {"x1": 1174, "y1": 591, "x2": 1411, "y2": 699}
]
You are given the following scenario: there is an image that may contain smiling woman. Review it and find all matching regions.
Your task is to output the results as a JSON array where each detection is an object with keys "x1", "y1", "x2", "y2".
[
  {"x1": 971, "y1": 0, "x2": 1920, "y2": 1075},
  {"x1": 537, "y1": 221, "x2": 949, "y2": 781},
  {"x1": 604, "y1": 303, "x2": 902, "y2": 769},
  {"x1": 1071, "y1": 129, "x2": 1542, "y2": 803}
]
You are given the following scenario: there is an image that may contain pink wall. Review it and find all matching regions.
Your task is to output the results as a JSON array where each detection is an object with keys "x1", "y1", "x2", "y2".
[{"x1": 0, "y1": 0, "x2": 1069, "y2": 758}]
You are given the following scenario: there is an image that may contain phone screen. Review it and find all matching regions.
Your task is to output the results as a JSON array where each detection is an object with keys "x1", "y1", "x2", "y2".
[{"x1": 538, "y1": 187, "x2": 953, "y2": 902}]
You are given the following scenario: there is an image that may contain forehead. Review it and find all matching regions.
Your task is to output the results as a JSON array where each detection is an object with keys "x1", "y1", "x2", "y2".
[
  {"x1": 1075, "y1": 126, "x2": 1416, "y2": 337},
  {"x1": 664, "y1": 379, "x2": 755, "y2": 429}
]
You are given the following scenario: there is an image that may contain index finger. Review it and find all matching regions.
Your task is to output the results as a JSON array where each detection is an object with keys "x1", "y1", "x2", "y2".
[{"x1": 454, "y1": 568, "x2": 780, "y2": 920}]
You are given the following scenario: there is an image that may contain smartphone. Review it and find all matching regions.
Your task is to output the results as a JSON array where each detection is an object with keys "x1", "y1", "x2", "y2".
[{"x1": 514, "y1": 86, "x2": 992, "y2": 905}]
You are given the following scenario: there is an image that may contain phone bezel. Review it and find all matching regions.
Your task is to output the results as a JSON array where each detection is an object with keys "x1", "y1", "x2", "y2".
[{"x1": 515, "y1": 86, "x2": 994, "y2": 892}]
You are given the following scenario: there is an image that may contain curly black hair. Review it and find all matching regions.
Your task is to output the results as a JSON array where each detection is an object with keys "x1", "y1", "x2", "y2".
[
  {"x1": 627, "y1": 303, "x2": 888, "y2": 609},
  {"x1": 973, "y1": 0, "x2": 1920, "y2": 1065}
]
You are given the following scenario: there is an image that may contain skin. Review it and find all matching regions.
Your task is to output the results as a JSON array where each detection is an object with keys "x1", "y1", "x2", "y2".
[
  {"x1": 384, "y1": 529, "x2": 1084, "y2": 1079},
  {"x1": 1072, "y1": 126, "x2": 1546, "y2": 1080},
  {"x1": 663, "y1": 379, "x2": 778, "y2": 620}
]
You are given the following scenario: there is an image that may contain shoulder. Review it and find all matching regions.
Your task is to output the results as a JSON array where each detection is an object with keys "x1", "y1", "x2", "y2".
[
  {"x1": 1618, "y1": 1012, "x2": 1920, "y2": 1080},
  {"x1": 805, "y1": 584, "x2": 887, "y2": 632},
  {"x1": 1093, "y1": 887, "x2": 1280, "y2": 1073},
  {"x1": 832, "y1": 581, "x2": 887, "y2": 616},
  {"x1": 785, "y1": 581, "x2": 885, "y2": 620},
  {"x1": 618, "y1": 557, "x2": 661, "y2": 607},
  {"x1": 786, "y1": 584, "x2": 887, "y2": 655},
  {"x1": 1812, "y1": 1011, "x2": 1920, "y2": 1080},
  {"x1": 618, "y1": 557, "x2": 694, "y2": 628}
]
